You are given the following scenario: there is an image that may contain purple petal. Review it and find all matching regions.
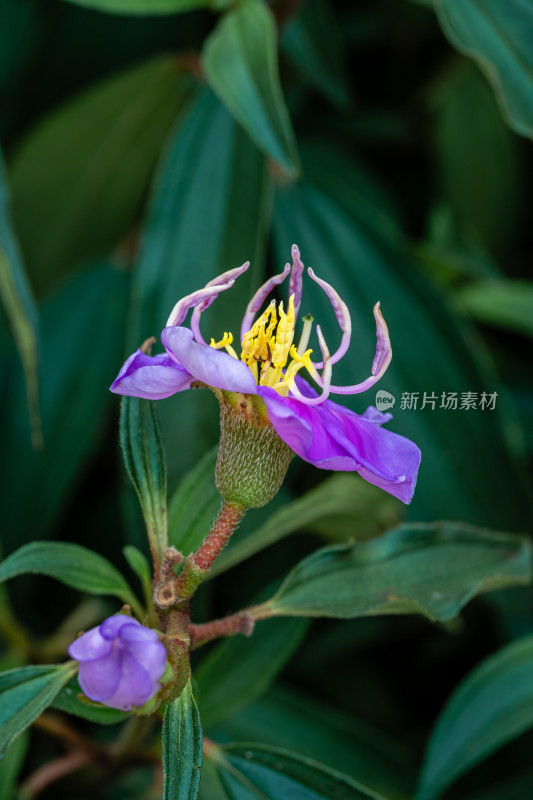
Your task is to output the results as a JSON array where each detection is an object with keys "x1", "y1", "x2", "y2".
[
  {"x1": 78, "y1": 648, "x2": 121, "y2": 702},
  {"x1": 110, "y1": 349, "x2": 193, "y2": 400},
  {"x1": 326, "y1": 401, "x2": 421, "y2": 503},
  {"x1": 68, "y1": 627, "x2": 112, "y2": 662},
  {"x1": 120, "y1": 623, "x2": 160, "y2": 644},
  {"x1": 162, "y1": 327, "x2": 258, "y2": 394},
  {"x1": 360, "y1": 406, "x2": 393, "y2": 425},
  {"x1": 258, "y1": 387, "x2": 356, "y2": 471},
  {"x1": 123, "y1": 637, "x2": 167, "y2": 683},
  {"x1": 259, "y1": 385, "x2": 420, "y2": 503},
  {"x1": 104, "y1": 652, "x2": 154, "y2": 711},
  {"x1": 100, "y1": 615, "x2": 141, "y2": 641}
]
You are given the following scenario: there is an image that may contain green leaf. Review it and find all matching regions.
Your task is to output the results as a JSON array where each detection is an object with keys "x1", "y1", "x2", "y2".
[
  {"x1": 168, "y1": 446, "x2": 220, "y2": 555},
  {"x1": 202, "y1": 0, "x2": 298, "y2": 173},
  {"x1": 0, "y1": 152, "x2": 41, "y2": 448},
  {"x1": 163, "y1": 678, "x2": 203, "y2": 800},
  {"x1": 459, "y1": 280, "x2": 533, "y2": 339},
  {"x1": 123, "y1": 545, "x2": 153, "y2": 609},
  {"x1": 435, "y1": 0, "x2": 533, "y2": 138},
  {"x1": 8, "y1": 55, "x2": 194, "y2": 292},
  {"x1": 212, "y1": 474, "x2": 403, "y2": 577},
  {"x1": 0, "y1": 261, "x2": 129, "y2": 549},
  {"x1": 60, "y1": 0, "x2": 208, "y2": 14},
  {"x1": 256, "y1": 523, "x2": 531, "y2": 621},
  {"x1": 196, "y1": 617, "x2": 308, "y2": 728},
  {"x1": 0, "y1": 728, "x2": 28, "y2": 799},
  {"x1": 129, "y1": 88, "x2": 271, "y2": 490},
  {"x1": 417, "y1": 635, "x2": 533, "y2": 800},
  {"x1": 208, "y1": 743, "x2": 387, "y2": 799},
  {"x1": 0, "y1": 662, "x2": 78, "y2": 755},
  {"x1": 281, "y1": 0, "x2": 350, "y2": 108},
  {"x1": 0, "y1": 542, "x2": 141, "y2": 615},
  {"x1": 52, "y1": 676, "x2": 127, "y2": 725},
  {"x1": 120, "y1": 397, "x2": 168, "y2": 569},
  {"x1": 273, "y1": 175, "x2": 530, "y2": 529}
]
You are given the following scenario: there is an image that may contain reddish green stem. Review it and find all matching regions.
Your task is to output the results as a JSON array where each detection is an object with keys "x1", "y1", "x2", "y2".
[
  {"x1": 175, "y1": 502, "x2": 245, "y2": 601},
  {"x1": 189, "y1": 610, "x2": 254, "y2": 648}
]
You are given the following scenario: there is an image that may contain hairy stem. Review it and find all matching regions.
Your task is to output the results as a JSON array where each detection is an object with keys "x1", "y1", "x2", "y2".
[
  {"x1": 174, "y1": 501, "x2": 245, "y2": 602},
  {"x1": 189, "y1": 610, "x2": 255, "y2": 649}
]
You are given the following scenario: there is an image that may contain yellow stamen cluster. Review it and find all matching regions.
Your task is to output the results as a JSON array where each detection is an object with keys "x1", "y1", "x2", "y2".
[{"x1": 209, "y1": 295, "x2": 315, "y2": 396}]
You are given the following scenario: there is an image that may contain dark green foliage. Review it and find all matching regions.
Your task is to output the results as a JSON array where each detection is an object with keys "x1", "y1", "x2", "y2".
[{"x1": 1, "y1": 0, "x2": 533, "y2": 798}]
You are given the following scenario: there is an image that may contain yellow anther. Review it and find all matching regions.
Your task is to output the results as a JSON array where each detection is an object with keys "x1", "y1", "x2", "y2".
[
  {"x1": 239, "y1": 295, "x2": 319, "y2": 392},
  {"x1": 210, "y1": 331, "x2": 233, "y2": 349},
  {"x1": 271, "y1": 295, "x2": 295, "y2": 368},
  {"x1": 241, "y1": 302, "x2": 277, "y2": 366},
  {"x1": 210, "y1": 332, "x2": 238, "y2": 359}
]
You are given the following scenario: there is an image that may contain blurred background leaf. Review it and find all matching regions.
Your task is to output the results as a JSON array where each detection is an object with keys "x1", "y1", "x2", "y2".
[
  {"x1": 435, "y1": 0, "x2": 533, "y2": 138},
  {"x1": 61, "y1": 0, "x2": 209, "y2": 14},
  {"x1": 202, "y1": 0, "x2": 299, "y2": 174},
  {"x1": 7, "y1": 55, "x2": 194, "y2": 295},
  {"x1": 0, "y1": 1, "x2": 532, "y2": 797},
  {"x1": 459, "y1": 280, "x2": 533, "y2": 339},
  {"x1": 0, "y1": 261, "x2": 128, "y2": 550},
  {"x1": 0, "y1": 152, "x2": 40, "y2": 447},
  {"x1": 417, "y1": 636, "x2": 533, "y2": 800}
]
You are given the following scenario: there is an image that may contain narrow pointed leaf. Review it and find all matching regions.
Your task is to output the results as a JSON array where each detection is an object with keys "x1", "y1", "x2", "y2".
[
  {"x1": 417, "y1": 635, "x2": 533, "y2": 800},
  {"x1": 0, "y1": 662, "x2": 78, "y2": 755},
  {"x1": 120, "y1": 397, "x2": 168, "y2": 569},
  {"x1": 163, "y1": 678, "x2": 203, "y2": 800},
  {"x1": 0, "y1": 153, "x2": 40, "y2": 448},
  {"x1": 202, "y1": 0, "x2": 298, "y2": 173},
  {"x1": 123, "y1": 545, "x2": 153, "y2": 608},
  {"x1": 0, "y1": 541, "x2": 141, "y2": 614},
  {"x1": 210, "y1": 743, "x2": 387, "y2": 799},
  {"x1": 257, "y1": 523, "x2": 531, "y2": 621},
  {"x1": 436, "y1": 0, "x2": 533, "y2": 138}
]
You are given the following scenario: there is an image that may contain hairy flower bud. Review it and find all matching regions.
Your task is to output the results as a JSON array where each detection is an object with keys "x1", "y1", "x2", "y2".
[{"x1": 68, "y1": 615, "x2": 167, "y2": 711}]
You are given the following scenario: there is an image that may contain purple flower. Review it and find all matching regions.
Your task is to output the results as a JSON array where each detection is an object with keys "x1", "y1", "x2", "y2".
[
  {"x1": 111, "y1": 246, "x2": 421, "y2": 504},
  {"x1": 68, "y1": 615, "x2": 167, "y2": 711}
]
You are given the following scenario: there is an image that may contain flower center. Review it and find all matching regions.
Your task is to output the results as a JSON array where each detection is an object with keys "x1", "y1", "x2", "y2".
[{"x1": 210, "y1": 295, "x2": 316, "y2": 397}]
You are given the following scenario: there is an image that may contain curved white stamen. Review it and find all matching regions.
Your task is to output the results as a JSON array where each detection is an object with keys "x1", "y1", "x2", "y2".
[
  {"x1": 307, "y1": 267, "x2": 352, "y2": 368},
  {"x1": 296, "y1": 314, "x2": 314, "y2": 356},
  {"x1": 315, "y1": 302, "x2": 392, "y2": 395},
  {"x1": 167, "y1": 283, "x2": 233, "y2": 329},
  {"x1": 186, "y1": 261, "x2": 250, "y2": 343},
  {"x1": 288, "y1": 326, "x2": 332, "y2": 406},
  {"x1": 240, "y1": 263, "x2": 291, "y2": 342},
  {"x1": 289, "y1": 244, "x2": 304, "y2": 318}
]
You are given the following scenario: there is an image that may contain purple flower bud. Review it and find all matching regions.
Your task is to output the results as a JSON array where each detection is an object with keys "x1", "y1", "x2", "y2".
[{"x1": 68, "y1": 615, "x2": 167, "y2": 711}]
